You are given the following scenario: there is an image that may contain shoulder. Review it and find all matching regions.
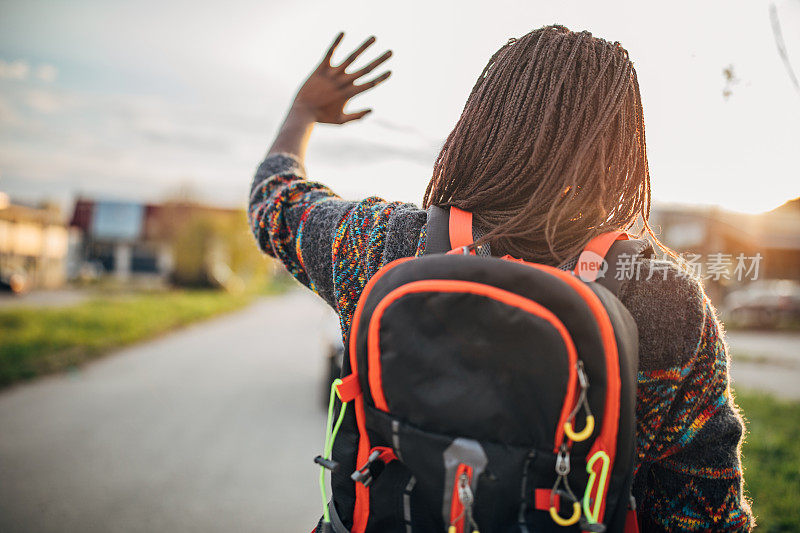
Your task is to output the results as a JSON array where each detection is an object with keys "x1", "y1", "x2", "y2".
[
  {"x1": 329, "y1": 200, "x2": 426, "y2": 334},
  {"x1": 333, "y1": 198, "x2": 426, "y2": 263},
  {"x1": 383, "y1": 203, "x2": 427, "y2": 260},
  {"x1": 618, "y1": 258, "x2": 712, "y2": 370}
]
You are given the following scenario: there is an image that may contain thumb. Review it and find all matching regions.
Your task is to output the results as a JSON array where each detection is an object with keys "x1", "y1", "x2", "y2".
[{"x1": 339, "y1": 109, "x2": 372, "y2": 124}]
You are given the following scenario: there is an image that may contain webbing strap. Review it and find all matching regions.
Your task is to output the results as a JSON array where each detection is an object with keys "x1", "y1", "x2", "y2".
[
  {"x1": 371, "y1": 446, "x2": 398, "y2": 464},
  {"x1": 335, "y1": 373, "x2": 361, "y2": 402},
  {"x1": 448, "y1": 207, "x2": 475, "y2": 253},
  {"x1": 574, "y1": 231, "x2": 629, "y2": 282},
  {"x1": 534, "y1": 488, "x2": 559, "y2": 510}
]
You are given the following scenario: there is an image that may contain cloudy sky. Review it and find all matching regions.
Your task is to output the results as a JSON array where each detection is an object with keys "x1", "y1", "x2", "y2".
[{"x1": 0, "y1": 0, "x2": 798, "y2": 214}]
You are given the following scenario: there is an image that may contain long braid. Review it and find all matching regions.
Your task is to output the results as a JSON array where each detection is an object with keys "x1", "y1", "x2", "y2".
[{"x1": 423, "y1": 25, "x2": 666, "y2": 264}]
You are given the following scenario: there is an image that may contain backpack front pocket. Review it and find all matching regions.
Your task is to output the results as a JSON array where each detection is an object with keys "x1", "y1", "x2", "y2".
[{"x1": 367, "y1": 280, "x2": 578, "y2": 450}]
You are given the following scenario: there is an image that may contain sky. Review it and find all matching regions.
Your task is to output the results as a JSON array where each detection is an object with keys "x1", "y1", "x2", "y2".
[{"x1": 0, "y1": 0, "x2": 798, "y2": 215}]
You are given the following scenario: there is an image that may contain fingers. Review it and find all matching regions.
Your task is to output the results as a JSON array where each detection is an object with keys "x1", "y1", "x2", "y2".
[
  {"x1": 339, "y1": 109, "x2": 372, "y2": 124},
  {"x1": 347, "y1": 71, "x2": 392, "y2": 97},
  {"x1": 336, "y1": 35, "x2": 376, "y2": 71},
  {"x1": 347, "y1": 50, "x2": 392, "y2": 81},
  {"x1": 322, "y1": 32, "x2": 345, "y2": 65}
]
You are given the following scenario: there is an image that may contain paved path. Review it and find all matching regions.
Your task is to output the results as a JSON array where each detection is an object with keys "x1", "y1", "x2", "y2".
[
  {"x1": 728, "y1": 330, "x2": 800, "y2": 400},
  {"x1": 0, "y1": 291, "x2": 337, "y2": 533}
]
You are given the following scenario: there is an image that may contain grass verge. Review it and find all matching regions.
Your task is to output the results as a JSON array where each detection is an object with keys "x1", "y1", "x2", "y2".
[
  {"x1": 737, "y1": 390, "x2": 800, "y2": 532},
  {"x1": 0, "y1": 289, "x2": 256, "y2": 388}
]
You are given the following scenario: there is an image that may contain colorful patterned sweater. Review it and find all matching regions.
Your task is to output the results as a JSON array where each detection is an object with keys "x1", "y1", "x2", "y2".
[{"x1": 248, "y1": 153, "x2": 753, "y2": 532}]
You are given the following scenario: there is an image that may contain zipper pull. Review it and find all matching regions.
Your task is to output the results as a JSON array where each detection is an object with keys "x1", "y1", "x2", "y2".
[
  {"x1": 457, "y1": 473, "x2": 480, "y2": 533},
  {"x1": 549, "y1": 445, "x2": 582, "y2": 527},
  {"x1": 564, "y1": 360, "x2": 595, "y2": 442},
  {"x1": 449, "y1": 466, "x2": 480, "y2": 533}
]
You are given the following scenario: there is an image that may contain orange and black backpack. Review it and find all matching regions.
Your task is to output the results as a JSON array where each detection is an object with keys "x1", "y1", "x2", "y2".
[{"x1": 314, "y1": 206, "x2": 652, "y2": 533}]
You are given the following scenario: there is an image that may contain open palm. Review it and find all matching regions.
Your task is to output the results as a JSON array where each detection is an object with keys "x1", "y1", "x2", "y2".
[{"x1": 293, "y1": 33, "x2": 392, "y2": 124}]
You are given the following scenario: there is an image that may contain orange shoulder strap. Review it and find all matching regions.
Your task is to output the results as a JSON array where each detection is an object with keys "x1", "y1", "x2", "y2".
[
  {"x1": 574, "y1": 231, "x2": 629, "y2": 282},
  {"x1": 448, "y1": 207, "x2": 474, "y2": 252}
]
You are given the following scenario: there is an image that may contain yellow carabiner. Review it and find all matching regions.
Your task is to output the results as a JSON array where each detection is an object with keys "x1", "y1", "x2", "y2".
[
  {"x1": 583, "y1": 451, "x2": 611, "y2": 523},
  {"x1": 564, "y1": 414, "x2": 595, "y2": 442},
  {"x1": 549, "y1": 501, "x2": 581, "y2": 527}
]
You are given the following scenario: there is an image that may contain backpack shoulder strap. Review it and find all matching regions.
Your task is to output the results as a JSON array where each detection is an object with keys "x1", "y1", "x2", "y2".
[
  {"x1": 427, "y1": 208, "x2": 651, "y2": 297},
  {"x1": 424, "y1": 206, "x2": 453, "y2": 255},
  {"x1": 581, "y1": 236, "x2": 654, "y2": 298},
  {"x1": 424, "y1": 206, "x2": 490, "y2": 256}
]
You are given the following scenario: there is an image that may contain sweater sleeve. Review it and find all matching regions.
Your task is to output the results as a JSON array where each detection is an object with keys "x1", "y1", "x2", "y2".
[
  {"x1": 627, "y1": 270, "x2": 753, "y2": 531},
  {"x1": 248, "y1": 153, "x2": 426, "y2": 326},
  {"x1": 248, "y1": 152, "x2": 349, "y2": 306}
]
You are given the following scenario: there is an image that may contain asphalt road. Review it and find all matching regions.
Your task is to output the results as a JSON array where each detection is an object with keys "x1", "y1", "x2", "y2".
[
  {"x1": 1, "y1": 291, "x2": 797, "y2": 533},
  {"x1": 0, "y1": 291, "x2": 336, "y2": 533}
]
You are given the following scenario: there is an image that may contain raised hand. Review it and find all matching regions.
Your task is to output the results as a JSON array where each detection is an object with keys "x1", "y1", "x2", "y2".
[{"x1": 292, "y1": 32, "x2": 392, "y2": 125}]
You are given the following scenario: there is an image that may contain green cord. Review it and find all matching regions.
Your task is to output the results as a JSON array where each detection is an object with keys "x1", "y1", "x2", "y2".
[
  {"x1": 320, "y1": 378, "x2": 348, "y2": 523},
  {"x1": 582, "y1": 450, "x2": 610, "y2": 523}
]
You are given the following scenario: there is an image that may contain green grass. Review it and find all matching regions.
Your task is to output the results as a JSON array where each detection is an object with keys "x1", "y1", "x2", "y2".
[
  {"x1": 737, "y1": 390, "x2": 800, "y2": 532},
  {"x1": 0, "y1": 289, "x2": 256, "y2": 387}
]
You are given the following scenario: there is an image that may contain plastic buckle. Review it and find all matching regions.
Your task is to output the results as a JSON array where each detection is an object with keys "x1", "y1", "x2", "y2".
[{"x1": 350, "y1": 449, "x2": 381, "y2": 487}]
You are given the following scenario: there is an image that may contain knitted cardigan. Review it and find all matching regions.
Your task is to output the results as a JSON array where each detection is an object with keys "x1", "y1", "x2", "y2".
[{"x1": 248, "y1": 153, "x2": 752, "y2": 531}]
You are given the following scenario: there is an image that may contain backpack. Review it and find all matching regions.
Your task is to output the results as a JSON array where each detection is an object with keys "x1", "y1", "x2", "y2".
[{"x1": 314, "y1": 206, "x2": 653, "y2": 533}]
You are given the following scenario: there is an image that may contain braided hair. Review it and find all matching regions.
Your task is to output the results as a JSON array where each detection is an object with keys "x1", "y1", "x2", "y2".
[{"x1": 423, "y1": 25, "x2": 661, "y2": 264}]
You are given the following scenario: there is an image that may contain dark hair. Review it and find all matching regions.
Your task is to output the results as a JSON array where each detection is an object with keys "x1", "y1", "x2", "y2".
[{"x1": 423, "y1": 25, "x2": 661, "y2": 264}]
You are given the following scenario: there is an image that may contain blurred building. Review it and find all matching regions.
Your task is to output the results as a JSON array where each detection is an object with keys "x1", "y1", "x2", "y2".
[
  {"x1": 69, "y1": 198, "x2": 251, "y2": 287},
  {"x1": 70, "y1": 199, "x2": 170, "y2": 280},
  {"x1": 651, "y1": 198, "x2": 800, "y2": 300},
  {"x1": 0, "y1": 193, "x2": 72, "y2": 291}
]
